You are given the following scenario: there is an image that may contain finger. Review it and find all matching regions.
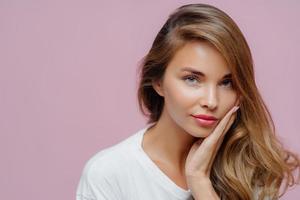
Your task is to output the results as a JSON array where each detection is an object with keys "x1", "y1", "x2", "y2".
[
  {"x1": 223, "y1": 111, "x2": 237, "y2": 136},
  {"x1": 196, "y1": 106, "x2": 238, "y2": 158},
  {"x1": 202, "y1": 106, "x2": 238, "y2": 172},
  {"x1": 207, "y1": 112, "x2": 237, "y2": 172},
  {"x1": 213, "y1": 111, "x2": 237, "y2": 153},
  {"x1": 208, "y1": 106, "x2": 239, "y2": 142},
  {"x1": 186, "y1": 106, "x2": 239, "y2": 175}
]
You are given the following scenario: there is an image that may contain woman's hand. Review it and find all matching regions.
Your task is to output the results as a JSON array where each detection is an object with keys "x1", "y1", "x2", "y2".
[{"x1": 185, "y1": 105, "x2": 239, "y2": 200}]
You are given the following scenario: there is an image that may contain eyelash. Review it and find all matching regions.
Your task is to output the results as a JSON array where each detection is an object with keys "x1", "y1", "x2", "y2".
[
  {"x1": 183, "y1": 75, "x2": 233, "y2": 88},
  {"x1": 183, "y1": 75, "x2": 199, "y2": 84}
]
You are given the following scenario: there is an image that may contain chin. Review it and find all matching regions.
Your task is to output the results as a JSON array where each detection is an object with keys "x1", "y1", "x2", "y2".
[{"x1": 186, "y1": 127, "x2": 212, "y2": 138}]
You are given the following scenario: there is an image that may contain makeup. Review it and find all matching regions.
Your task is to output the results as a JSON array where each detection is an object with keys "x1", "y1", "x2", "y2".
[{"x1": 191, "y1": 114, "x2": 218, "y2": 127}]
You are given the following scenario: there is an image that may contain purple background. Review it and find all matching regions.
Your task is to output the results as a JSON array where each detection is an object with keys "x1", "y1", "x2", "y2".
[{"x1": 0, "y1": 0, "x2": 299, "y2": 199}]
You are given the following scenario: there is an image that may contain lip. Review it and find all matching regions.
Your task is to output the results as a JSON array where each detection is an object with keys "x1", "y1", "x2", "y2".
[
  {"x1": 192, "y1": 114, "x2": 217, "y2": 120},
  {"x1": 191, "y1": 114, "x2": 218, "y2": 127}
]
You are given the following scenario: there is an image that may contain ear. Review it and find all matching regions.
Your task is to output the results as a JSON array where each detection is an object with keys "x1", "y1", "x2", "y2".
[{"x1": 152, "y1": 79, "x2": 164, "y2": 97}]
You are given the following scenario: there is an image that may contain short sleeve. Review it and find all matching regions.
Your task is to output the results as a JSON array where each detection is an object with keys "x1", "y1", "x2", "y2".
[
  {"x1": 76, "y1": 166, "x2": 96, "y2": 200},
  {"x1": 76, "y1": 158, "x2": 123, "y2": 200}
]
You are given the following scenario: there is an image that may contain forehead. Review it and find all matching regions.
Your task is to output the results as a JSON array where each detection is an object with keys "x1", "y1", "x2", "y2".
[{"x1": 166, "y1": 41, "x2": 231, "y2": 77}]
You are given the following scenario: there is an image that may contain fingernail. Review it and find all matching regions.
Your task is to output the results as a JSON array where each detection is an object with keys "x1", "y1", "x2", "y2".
[{"x1": 233, "y1": 106, "x2": 239, "y2": 112}]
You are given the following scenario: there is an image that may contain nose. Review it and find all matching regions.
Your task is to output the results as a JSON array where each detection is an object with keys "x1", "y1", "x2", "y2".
[{"x1": 200, "y1": 85, "x2": 218, "y2": 110}]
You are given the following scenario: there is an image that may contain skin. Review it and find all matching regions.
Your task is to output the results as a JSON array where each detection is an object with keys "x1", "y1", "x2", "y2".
[{"x1": 142, "y1": 40, "x2": 240, "y2": 199}]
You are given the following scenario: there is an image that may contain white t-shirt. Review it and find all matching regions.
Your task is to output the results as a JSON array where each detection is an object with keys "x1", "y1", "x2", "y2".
[{"x1": 76, "y1": 124, "x2": 194, "y2": 200}]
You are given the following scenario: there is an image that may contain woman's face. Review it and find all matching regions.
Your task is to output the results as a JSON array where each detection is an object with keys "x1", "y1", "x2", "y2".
[{"x1": 153, "y1": 40, "x2": 239, "y2": 138}]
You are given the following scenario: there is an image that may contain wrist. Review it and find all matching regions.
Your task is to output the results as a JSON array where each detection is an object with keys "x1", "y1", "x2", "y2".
[{"x1": 188, "y1": 178, "x2": 220, "y2": 200}]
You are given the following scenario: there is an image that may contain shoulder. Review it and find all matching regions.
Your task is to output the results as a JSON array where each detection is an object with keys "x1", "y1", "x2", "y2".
[
  {"x1": 83, "y1": 131, "x2": 140, "y2": 178},
  {"x1": 76, "y1": 130, "x2": 141, "y2": 199}
]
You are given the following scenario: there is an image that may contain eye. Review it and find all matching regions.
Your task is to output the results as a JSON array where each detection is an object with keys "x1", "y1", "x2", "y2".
[
  {"x1": 183, "y1": 75, "x2": 199, "y2": 85},
  {"x1": 221, "y1": 79, "x2": 233, "y2": 88}
]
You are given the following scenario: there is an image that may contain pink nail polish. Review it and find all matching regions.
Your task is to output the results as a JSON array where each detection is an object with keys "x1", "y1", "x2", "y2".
[{"x1": 233, "y1": 106, "x2": 239, "y2": 112}]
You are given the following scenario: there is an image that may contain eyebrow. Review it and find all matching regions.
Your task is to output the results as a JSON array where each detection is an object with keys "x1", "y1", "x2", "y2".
[{"x1": 180, "y1": 67, "x2": 232, "y2": 79}]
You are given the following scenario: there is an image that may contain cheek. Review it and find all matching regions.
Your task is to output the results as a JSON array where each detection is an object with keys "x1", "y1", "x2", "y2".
[
  {"x1": 164, "y1": 81, "x2": 196, "y2": 110},
  {"x1": 219, "y1": 91, "x2": 238, "y2": 111}
]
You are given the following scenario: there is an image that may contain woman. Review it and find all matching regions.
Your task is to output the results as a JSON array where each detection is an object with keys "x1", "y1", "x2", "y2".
[{"x1": 76, "y1": 3, "x2": 299, "y2": 200}]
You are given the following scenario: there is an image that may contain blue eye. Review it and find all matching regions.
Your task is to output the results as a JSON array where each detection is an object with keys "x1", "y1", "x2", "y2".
[
  {"x1": 221, "y1": 79, "x2": 233, "y2": 88},
  {"x1": 183, "y1": 75, "x2": 199, "y2": 85},
  {"x1": 183, "y1": 75, "x2": 234, "y2": 88}
]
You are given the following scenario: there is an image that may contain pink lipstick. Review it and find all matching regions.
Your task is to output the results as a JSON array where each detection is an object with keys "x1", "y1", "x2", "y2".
[{"x1": 191, "y1": 114, "x2": 218, "y2": 127}]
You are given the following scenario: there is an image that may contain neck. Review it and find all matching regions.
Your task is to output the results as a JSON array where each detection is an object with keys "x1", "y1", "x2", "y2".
[{"x1": 143, "y1": 109, "x2": 198, "y2": 174}]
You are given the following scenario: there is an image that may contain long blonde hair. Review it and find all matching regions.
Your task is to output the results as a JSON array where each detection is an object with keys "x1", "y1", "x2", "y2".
[{"x1": 137, "y1": 3, "x2": 299, "y2": 200}]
